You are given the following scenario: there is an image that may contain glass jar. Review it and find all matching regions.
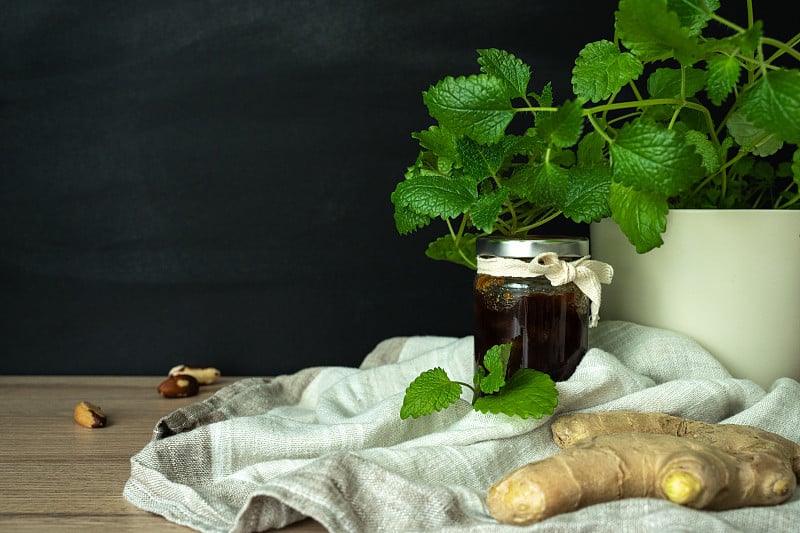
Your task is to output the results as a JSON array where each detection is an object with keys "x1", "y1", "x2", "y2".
[{"x1": 473, "y1": 236, "x2": 591, "y2": 387}]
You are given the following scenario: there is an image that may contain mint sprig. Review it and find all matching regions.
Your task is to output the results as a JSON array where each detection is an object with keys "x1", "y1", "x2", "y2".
[
  {"x1": 399, "y1": 367, "x2": 463, "y2": 420},
  {"x1": 399, "y1": 343, "x2": 559, "y2": 420},
  {"x1": 392, "y1": 3, "x2": 800, "y2": 263}
]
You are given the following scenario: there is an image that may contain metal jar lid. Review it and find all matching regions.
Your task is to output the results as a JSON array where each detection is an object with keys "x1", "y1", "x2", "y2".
[{"x1": 476, "y1": 235, "x2": 589, "y2": 259}]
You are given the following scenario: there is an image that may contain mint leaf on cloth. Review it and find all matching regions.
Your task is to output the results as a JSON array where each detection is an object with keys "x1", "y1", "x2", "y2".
[
  {"x1": 124, "y1": 326, "x2": 800, "y2": 532},
  {"x1": 400, "y1": 367, "x2": 463, "y2": 419},
  {"x1": 474, "y1": 369, "x2": 557, "y2": 418}
]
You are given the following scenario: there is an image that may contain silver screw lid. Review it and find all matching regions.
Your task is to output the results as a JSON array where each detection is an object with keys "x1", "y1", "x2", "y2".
[{"x1": 476, "y1": 235, "x2": 589, "y2": 259}]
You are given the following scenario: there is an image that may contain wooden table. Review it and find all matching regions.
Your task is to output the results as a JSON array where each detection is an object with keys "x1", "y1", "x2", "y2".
[{"x1": 0, "y1": 375, "x2": 327, "y2": 532}]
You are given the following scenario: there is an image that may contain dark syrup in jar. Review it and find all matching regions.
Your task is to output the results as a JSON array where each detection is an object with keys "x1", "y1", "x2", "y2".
[{"x1": 473, "y1": 273, "x2": 589, "y2": 392}]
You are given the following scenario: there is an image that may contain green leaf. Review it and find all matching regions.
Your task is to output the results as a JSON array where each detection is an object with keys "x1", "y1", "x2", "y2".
[
  {"x1": 572, "y1": 40, "x2": 644, "y2": 103},
  {"x1": 683, "y1": 130, "x2": 721, "y2": 173},
  {"x1": 536, "y1": 100, "x2": 585, "y2": 148},
  {"x1": 739, "y1": 70, "x2": 800, "y2": 145},
  {"x1": 615, "y1": 0, "x2": 705, "y2": 65},
  {"x1": 478, "y1": 343, "x2": 512, "y2": 394},
  {"x1": 393, "y1": 203, "x2": 431, "y2": 234},
  {"x1": 425, "y1": 233, "x2": 478, "y2": 269},
  {"x1": 405, "y1": 150, "x2": 460, "y2": 182},
  {"x1": 733, "y1": 21, "x2": 762, "y2": 55},
  {"x1": 470, "y1": 187, "x2": 509, "y2": 233},
  {"x1": 562, "y1": 166, "x2": 612, "y2": 223},
  {"x1": 404, "y1": 151, "x2": 438, "y2": 180},
  {"x1": 392, "y1": 175, "x2": 477, "y2": 219},
  {"x1": 502, "y1": 134, "x2": 545, "y2": 158},
  {"x1": 577, "y1": 131, "x2": 608, "y2": 167},
  {"x1": 456, "y1": 137, "x2": 506, "y2": 181},
  {"x1": 706, "y1": 55, "x2": 741, "y2": 106},
  {"x1": 666, "y1": 0, "x2": 719, "y2": 36},
  {"x1": 550, "y1": 148, "x2": 576, "y2": 168},
  {"x1": 473, "y1": 369, "x2": 558, "y2": 419},
  {"x1": 412, "y1": 126, "x2": 458, "y2": 162},
  {"x1": 477, "y1": 48, "x2": 531, "y2": 99},
  {"x1": 609, "y1": 119, "x2": 704, "y2": 196},
  {"x1": 533, "y1": 82, "x2": 554, "y2": 108},
  {"x1": 704, "y1": 21, "x2": 762, "y2": 57},
  {"x1": 423, "y1": 75, "x2": 515, "y2": 144},
  {"x1": 646, "y1": 67, "x2": 706, "y2": 99},
  {"x1": 726, "y1": 110, "x2": 784, "y2": 157},
  {"x1": 400, "y1": 367, "x2": 464, "y2": 419},
  {"x1": 507, "y1": 162, "x2": 570, "y2": 208},
  {"x1": 609, "y1": 181, "x2": 668, "y2": 253}
]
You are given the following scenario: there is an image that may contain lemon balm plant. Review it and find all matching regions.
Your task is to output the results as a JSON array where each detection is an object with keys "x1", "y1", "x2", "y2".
[{"x1": 390, "y1": 0, "x2": 800, "y2": 266}]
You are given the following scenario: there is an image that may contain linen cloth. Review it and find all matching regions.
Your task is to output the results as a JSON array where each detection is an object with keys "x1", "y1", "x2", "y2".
[{"x1": 123, "y1": 321, "x2": 800, "y2": 532}]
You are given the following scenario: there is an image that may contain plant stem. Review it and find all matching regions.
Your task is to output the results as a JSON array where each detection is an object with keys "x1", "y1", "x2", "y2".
[
  {"x1": 514, "y1": 209, "x2": 562, "y2": 233},
  {"x1": 514, "y1": 106, "x2": 558, "y2": 114},
  {"x1": 446, "y1": 216, "x2": 477, "y2": 269},
  {"x1": 587, "y1": 114, "x2": 614, "y2": 145},
  {"x1": 705, "y1": 7, "x2": 746, "y2": 34},
  {"x1": 775, "y1": 181, "x2": 800, "y2": 208},
  {"x1": 587, "y1": 97, "x2": 706, "y2": 117},
  {"x1": 762, "y1": 37, "x2": 800, "y2": 63},
  {"x1": 454, "y1": 381, "x2": 475, "y2": 392},
  {"x1": 778, "y1": 192, "x2": 800, "y2": 208}
]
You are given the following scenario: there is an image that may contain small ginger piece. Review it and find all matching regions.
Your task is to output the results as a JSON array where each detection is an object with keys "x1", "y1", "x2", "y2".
[{"x1": 486, "y1": 411, "x2": 800, "y2": 525}]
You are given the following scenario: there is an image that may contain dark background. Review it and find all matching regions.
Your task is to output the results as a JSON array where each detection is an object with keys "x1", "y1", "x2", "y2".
[{"x1": 1, "y1": 1, "x2": 786, "y2": 375}]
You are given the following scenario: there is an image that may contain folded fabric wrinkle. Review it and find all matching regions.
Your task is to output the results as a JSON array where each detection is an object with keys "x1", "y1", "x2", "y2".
[{"x1": 124, "y1": 321, "x2": 800, "y2": 533}]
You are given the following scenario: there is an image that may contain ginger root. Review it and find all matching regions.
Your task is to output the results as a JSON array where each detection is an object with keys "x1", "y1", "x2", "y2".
[{"x1": 486, "y1": 411, "x2": 800, "y2": 525}]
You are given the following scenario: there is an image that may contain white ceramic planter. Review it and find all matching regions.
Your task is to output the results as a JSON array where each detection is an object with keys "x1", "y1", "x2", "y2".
[{"x1": 590, "y1": 209, "x2": 800, "y2": 389}]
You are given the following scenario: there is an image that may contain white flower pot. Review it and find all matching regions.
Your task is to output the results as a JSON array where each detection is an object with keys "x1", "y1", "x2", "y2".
[{"x1": 590, "y1": 209, "x2": 800, "y2": 389}]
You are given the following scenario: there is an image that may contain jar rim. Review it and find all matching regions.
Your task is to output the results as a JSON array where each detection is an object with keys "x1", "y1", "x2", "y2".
[{"x1": 476, "y1": 235, "x2": 589, "y2": 258}]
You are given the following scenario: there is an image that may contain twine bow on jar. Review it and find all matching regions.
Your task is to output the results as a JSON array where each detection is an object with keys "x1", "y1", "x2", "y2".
[{"x1": 476, "y1": 252, "x2": 614, "y2": 327}]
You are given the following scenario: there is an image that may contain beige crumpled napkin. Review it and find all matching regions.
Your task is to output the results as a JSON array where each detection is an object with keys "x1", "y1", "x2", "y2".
[{"x1": 123, "y1": 321, "x2": 800, "y2": 532}]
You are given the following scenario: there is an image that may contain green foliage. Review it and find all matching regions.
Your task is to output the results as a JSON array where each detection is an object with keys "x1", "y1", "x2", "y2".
[
  {"x1": 473, "y1": 369, "x2": 558, "y2": 419},
  {"x1": 400, "y1": 343, "x2": 559, "y2": 420},
  {"x1": 391, "y1": 2, "x2": 800, "y2": 264},
  {"x1": 478, "y1": 343, "x2": 512, "y2": 394},
  {"x1": 400, "y1": 367, "x2": 463, "y2": 420}
]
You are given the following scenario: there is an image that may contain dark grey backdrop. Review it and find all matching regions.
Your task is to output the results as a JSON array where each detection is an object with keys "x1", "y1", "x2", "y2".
[{"x1": 1, "y1": 1, "x2": 781, "y2": 375}]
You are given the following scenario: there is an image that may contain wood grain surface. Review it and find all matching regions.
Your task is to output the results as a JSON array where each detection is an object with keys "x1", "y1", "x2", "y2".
[{"x1": 0, "y1": 375, "x2": 326, "y2": 532}]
